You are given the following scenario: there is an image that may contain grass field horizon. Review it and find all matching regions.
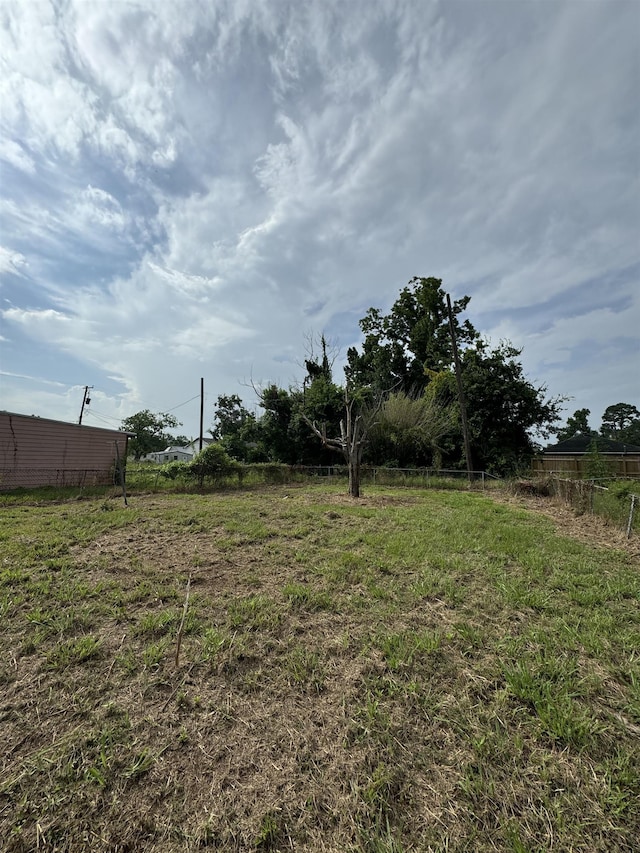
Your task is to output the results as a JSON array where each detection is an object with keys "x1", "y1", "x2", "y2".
[{"x1": 1, "y1": 484, "x2": 638, "y2": 851}]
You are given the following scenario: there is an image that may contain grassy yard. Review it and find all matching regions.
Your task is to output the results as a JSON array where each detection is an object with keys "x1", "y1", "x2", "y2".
[{"x1": 0, "y1": 485, "x2": 638, "y2": 852}]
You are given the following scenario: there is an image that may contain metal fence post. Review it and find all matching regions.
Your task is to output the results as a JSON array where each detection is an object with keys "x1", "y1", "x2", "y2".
[{"x1": 627, "y1": 494, "x2": 637, "y2": 540}]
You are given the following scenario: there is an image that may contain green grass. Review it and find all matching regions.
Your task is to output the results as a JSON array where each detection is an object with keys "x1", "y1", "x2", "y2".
[{"x1": 0, "y1": 484, "x2": 638, "y2": 851}]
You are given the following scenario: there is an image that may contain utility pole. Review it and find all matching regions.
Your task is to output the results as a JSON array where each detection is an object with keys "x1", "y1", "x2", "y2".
[
  {"x1": 446, "y1": 294, "x2": 474, "y2": 482},
  {"x1": 199, "y1": 377, "x2": 204, "y2": 451},
  {"x1": 78, "y1": 385, "x2": 93, "y2": 425}
]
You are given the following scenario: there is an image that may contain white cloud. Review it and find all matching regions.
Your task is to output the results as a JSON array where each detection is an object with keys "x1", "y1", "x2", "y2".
[
  {"x1": 0, "y1": 0, "x2": 638, "y2": 435},
  {"x1": 0, "y1": 246, "x2": 27, "y2": 277},
  {"x1": 0, "y1": 139, "x2": 35, "y2": 174},
  {"x1": 147, "y1": 262, "x2": 224, "y2": 297},
  {"x1": 0, "y1": 369, "x2": 66, "y2": 388},
  {"x1": 73, "y1": 185, "x2": 129, "y2": 232},
  {"x1": 3, "y1": 306, "x2": 75, "y2": 333}
]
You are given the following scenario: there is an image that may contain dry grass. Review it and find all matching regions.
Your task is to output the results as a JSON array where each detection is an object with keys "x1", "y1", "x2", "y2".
[{"x1": 1, "y1": 485, "x2": 638, "y2": 851}]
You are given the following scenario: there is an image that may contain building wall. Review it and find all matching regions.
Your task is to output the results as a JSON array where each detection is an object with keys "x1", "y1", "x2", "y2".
[
  {"x1": 142, "y1": 449, "x2": 194, "y2": 463},
  {"x1": 0, "y1": 411, "x2": 129, "y2": 489},
  {"x1": 159, "y1": 450, "x2": 192, "y2": 462}
]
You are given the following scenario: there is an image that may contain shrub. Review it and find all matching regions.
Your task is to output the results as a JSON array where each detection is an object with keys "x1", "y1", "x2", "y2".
[
  {"x1": 609, "y1": 480, "x2": 634, "y2": 501},
  {"x1": 247, "y1": 463, "x2": 292, "y2": 484},
  {"x1": 189, "y1": 443, "x2": 240, "y2": 479},
  {"x1": 584, "y1": 441, "x2": 616, "y2": 480},
  {"x1": 159, "y1": 461, "x2": 190, "y2": 480},
  {"x1": 511, "y1": 478, "x2": 551, "y2": 497}
]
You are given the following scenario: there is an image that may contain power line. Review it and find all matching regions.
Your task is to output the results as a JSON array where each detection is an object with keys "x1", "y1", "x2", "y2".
[
  {"x1": 84, "y1": 409, "x2": 122, "y2": 426},
  {"x1": 165, "y1": 395, "x2": 201, "y2": 413},
  {"x1": 86, "y1": 395, "x2": 200, "y2": 422},
  {"x1": 82, "y1": 393, "x2": 207, "y2": 428},
  {"x1": 119, "y1": 394, "x2": 204, "y2": 415}
]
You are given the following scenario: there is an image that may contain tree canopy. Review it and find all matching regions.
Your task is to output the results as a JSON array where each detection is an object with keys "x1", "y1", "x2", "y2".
[
  {"x1": 123, "y1": 289, "x2": 636, "y2": 483},
  {"x1": 455, "y1": 343, "x2": 563, "y2": 473},
  {"x1": 345, "y1": 279, "x2": 563, "y2": 474},
  {"x1": 600, "y1": 403, "x2": 640, "y2": 445},
  {"x1": 199, "y1": 277, "x2": 574, "y2": 478},
  {"x1": 345, "y1": 276, "x2": 479, "y2": 393},
  {"x1": 555, "y1": 403, "x2": 640, "y2": 446},
  {"x1": 555, "y1": 408, "x2": 594, "y2": 442},
  {"x1": 121, "y1": 410, "x2": 181, "y2": 459},
  {"x1": 210, "y1": 394, "x2": 267, "y2": 462}
]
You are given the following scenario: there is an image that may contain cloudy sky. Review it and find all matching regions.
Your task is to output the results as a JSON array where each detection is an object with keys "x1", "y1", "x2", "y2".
[{"x1": 1, "y1": 0, "x2": 638, "y2": 439}]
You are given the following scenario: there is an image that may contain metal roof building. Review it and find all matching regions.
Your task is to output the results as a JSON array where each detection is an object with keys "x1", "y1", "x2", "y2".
[{"x1": 0, "y1": 411, "x2": 130, "y2": 490}]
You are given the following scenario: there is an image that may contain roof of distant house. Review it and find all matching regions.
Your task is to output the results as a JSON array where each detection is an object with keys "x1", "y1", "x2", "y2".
[{"x1": 544, "y1": 433, "x2": 640, "y2": 454}]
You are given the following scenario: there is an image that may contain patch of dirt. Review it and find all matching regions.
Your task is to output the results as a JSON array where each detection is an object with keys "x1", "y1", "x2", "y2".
[{"x1": 490, "y1": 490, "x2": 640, "y2": 560}]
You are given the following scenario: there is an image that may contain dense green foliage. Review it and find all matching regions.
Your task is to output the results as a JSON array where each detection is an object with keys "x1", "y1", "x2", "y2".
[
  {"x1": 206, "y1": 277, "x2": 567, "y2": 475},
  {"x1": 600, "y1": 403, "x2": 640, "y2": 445},
  {"x1": 554, "y1": 403, "x2": 640, "y2": 446},
  {"x1": 454, "y1": 342, "x2": 564, "y2": 472},
  {"x1": 120, "y1": 283, "x2": 637, "y2": 477},
  {"x1": 345, "y1": 276, "x2": 478, "y2": 393},
  {"x1": 368, "y1": 391, "x2": 456, "y2": 468},
  {"x1": 555, "y1": 408, "x2": 595, "y2": 441},
  {"x1": 189, "y1": 442, "x2": 239, "y2": 477},
  {"x1": 210, "y1": 394, "x2": 267, "y2": 462},
  {"x1": 120, "y1": 410, "x2": 181, "y2": 459},
  {"x1": 210, "y1": 345, "x2": 345, "y2": 468}
]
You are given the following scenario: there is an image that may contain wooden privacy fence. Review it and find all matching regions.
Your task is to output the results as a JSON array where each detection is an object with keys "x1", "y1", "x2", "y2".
[{"x1": 532, "y1": 455, "x2": 640, "y2": 478}]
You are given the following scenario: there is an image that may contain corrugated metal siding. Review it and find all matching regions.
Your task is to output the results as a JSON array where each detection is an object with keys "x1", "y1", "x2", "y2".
[{"x1": 0, "y1": 412, "x2": 129, "y2": 489}]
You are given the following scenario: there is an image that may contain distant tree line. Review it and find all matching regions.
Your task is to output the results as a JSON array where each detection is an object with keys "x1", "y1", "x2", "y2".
[
  {"x1": 121, "y1": 277, "x2": 639, "y2": 480},
  {"x1": 555, "y1": 403, "x2": 640, "y2": 446}
]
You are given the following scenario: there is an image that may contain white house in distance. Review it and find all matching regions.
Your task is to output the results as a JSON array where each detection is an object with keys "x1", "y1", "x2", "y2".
[{"x1": 142, "y1": 438, "x2": 214, "y2": 464}]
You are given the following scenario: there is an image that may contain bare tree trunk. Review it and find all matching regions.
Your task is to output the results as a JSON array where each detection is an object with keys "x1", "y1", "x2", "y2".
[
  {"x1": 344, "y1": 397, "x2": 362, "y2": 497},
  {"x1": 303, "y1": 392, "x2": 376, "y2": 499},
  {"x1": 348, "y1": 455, "x2": 360, "y2": 497}
]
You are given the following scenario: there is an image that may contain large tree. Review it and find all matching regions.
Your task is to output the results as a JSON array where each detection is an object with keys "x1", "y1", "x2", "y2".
[
  {"x1": 347, "y1": 277, "x2": 563, "y2": 474},
  {"x1": 211, "y1": 394, "x2": 267, "y2": 462},
  {"x1": 555, "y1": 408, "x2": 594, "y2": 442},
  {"x1": 258, "y1": 384, "x2": 299, "y2": 464},
  {"x1": 121, "y1": 410, "x2": 181, "y2": 459},
  {"x1": 456, "y1": 343, "x2": 564, "y2": 473},
  {"x1": 600, "y1": 403, "x2": 640, "y2": 445},
  {"x1": 346, "y1": 276, "x2": 479, "y2": 393},
  {"x1": 304, "y1": 388, "x2": 382, "y2": 497}
]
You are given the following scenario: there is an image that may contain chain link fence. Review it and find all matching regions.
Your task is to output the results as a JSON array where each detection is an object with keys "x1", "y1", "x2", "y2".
[
  {"x1": 545, "y1": 475, "x2": 639, "y2": 539},
  {"x1": 5, "y1": 464, "x2": 635, "y2": 538},
  {"x1": 1, "y1": 463, "x2": 497, "y2": 494},
  {"x1": 123, "y1": 463, "x2": 499, "y2": 493},
  {"x1": 0, "y1": 468, "x2": 117, "y2": 491}
]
